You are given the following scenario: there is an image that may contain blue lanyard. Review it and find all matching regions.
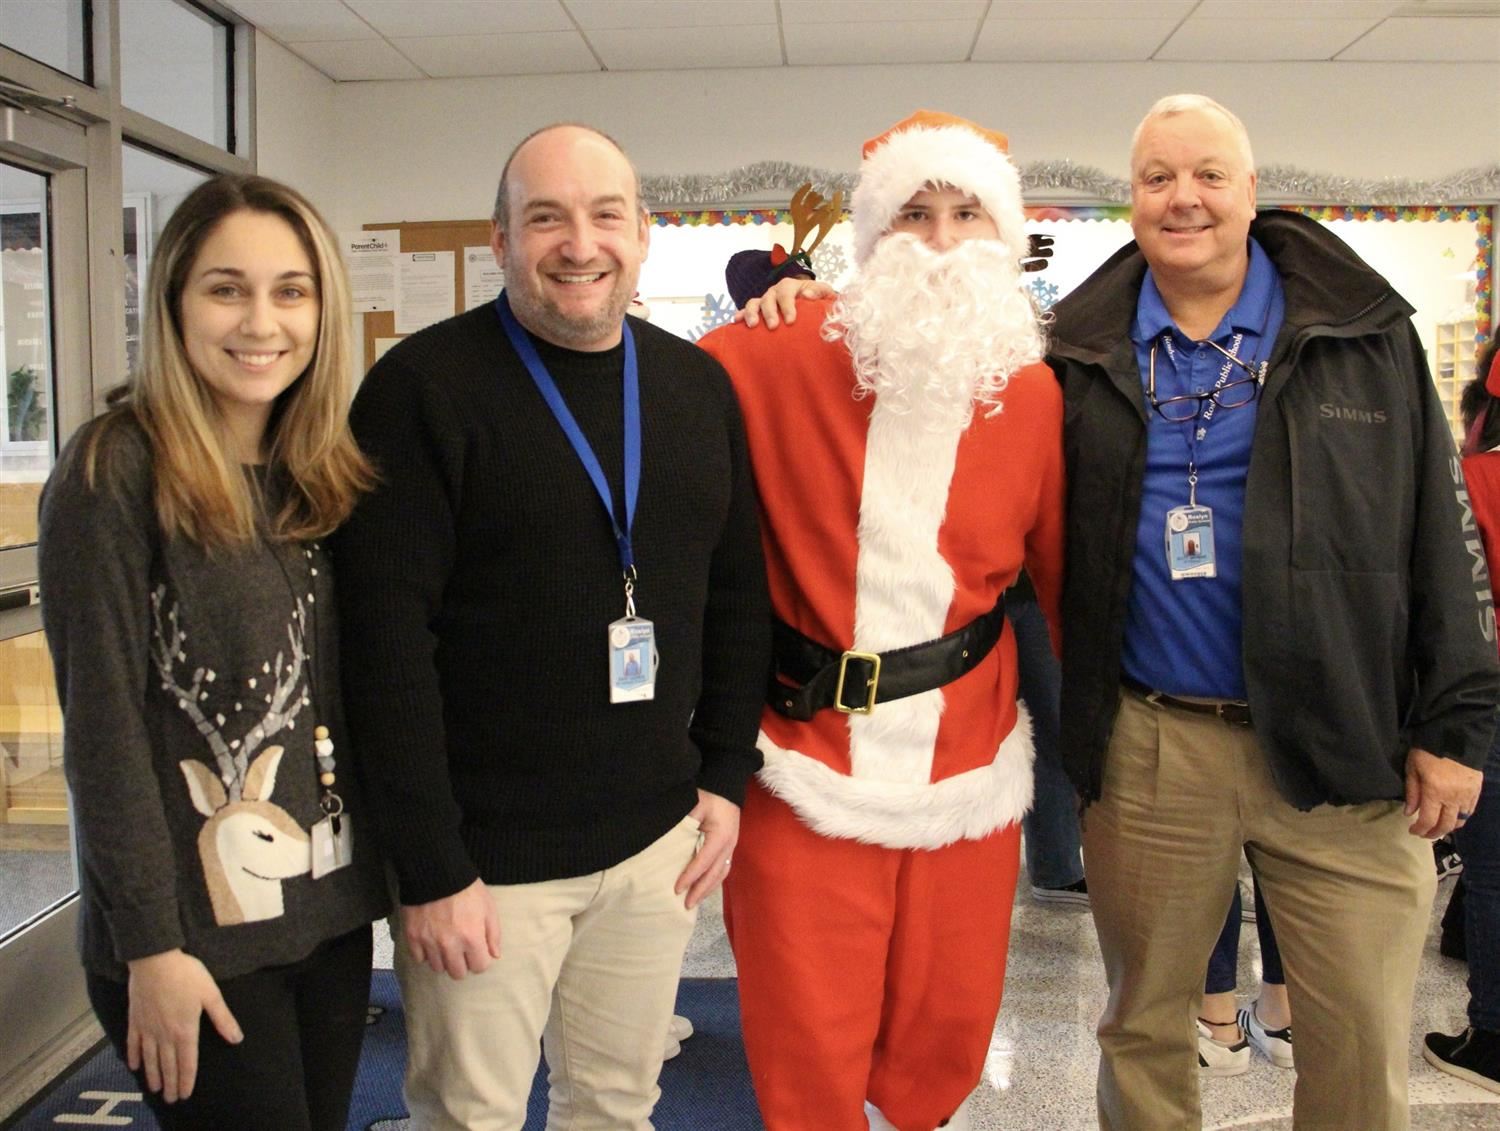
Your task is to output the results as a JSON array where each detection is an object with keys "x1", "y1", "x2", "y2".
[{"x1": 496, "y1": 292, "x2": 641, "y2": 582}]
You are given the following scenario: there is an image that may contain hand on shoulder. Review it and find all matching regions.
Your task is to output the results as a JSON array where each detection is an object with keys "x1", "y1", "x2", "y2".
[{"x1": 736, "y1": 277, "x2": 836, "y2": 330}]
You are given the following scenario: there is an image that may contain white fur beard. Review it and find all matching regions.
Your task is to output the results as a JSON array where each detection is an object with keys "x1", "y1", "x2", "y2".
[{"x1": 825, "y1": 234, "x2": 1044, "y2": 430}]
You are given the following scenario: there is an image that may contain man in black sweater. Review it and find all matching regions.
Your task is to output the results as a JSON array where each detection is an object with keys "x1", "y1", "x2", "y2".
[{"x1": 336, "y1": 124, "x2": 770, "y2": 1129}]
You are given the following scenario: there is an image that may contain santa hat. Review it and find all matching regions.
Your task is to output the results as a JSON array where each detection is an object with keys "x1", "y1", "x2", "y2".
[{"x1": 851, "y1": 109, "x2": 1026, "y2": 267}]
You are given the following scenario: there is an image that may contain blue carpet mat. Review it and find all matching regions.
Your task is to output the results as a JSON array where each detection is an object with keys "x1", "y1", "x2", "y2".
[{"x1": 3, "y1": 973, "x2": 762, "y2": 1130}]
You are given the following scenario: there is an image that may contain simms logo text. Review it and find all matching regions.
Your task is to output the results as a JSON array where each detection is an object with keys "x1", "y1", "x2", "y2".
[
  {"x1": 1452, "y1": 455, "x2": 1496, "y2": 644},
  {"x1": 1319, "y1": 403, "x2": 1387, "y2": 424}
]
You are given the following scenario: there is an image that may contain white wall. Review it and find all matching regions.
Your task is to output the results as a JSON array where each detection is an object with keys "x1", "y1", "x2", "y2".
[
  {"x1": 310, "y1": 61, "x2": 1499, "y2": 224},
  {"x1": 253, "y1": 34, "x2": 339, "y2": 224}
]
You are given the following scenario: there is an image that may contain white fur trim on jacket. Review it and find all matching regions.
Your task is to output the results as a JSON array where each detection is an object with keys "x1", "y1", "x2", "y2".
[
  {"x1": 847, "y1": 401, "x2": 964, "y2": 787},
  {"x1": 852, "y1": 123, "x2": 1027, "y2": 267},
  {"x1": 756, "y1": 702, "x2": 1036, "y2": 850}
]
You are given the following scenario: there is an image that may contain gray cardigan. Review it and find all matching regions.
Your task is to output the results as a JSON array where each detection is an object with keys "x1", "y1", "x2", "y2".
[{"x1": 39, "y1": 416, "x2": 386, "y2": 981}]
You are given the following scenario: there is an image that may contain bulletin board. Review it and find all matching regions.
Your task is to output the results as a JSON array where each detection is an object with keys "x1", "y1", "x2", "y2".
[{"x1": 360, "y1": 219, "x2": 492, "y2": 374}]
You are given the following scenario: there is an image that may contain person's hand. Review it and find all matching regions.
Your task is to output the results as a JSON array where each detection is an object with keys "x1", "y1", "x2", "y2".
[
  {"x1": 402, "y1": 878, "x2": 502, "y2": 979},
  {"x1": 1403, "y1": 746, "x2": 1482, "y2": 838},
  {"x1": 674, "y1": 789, "x2": 740, "y2": 909},
  {"x1": 736, "y1": 277, "x2": 835, "y2": 329},
  {"x1": 125, "y1": 949, "x2": 242, "y2": 1103}
]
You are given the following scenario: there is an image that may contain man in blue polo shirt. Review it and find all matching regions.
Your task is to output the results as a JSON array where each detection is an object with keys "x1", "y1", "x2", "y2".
[{"x1": 1048, "y1": 94, "x2": 1498, "y2": 1130}]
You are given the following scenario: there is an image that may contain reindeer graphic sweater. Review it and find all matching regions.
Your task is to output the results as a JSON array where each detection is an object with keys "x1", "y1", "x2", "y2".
[{"x1": 38, "y1": 417, "x2": 388, "y2": 982}]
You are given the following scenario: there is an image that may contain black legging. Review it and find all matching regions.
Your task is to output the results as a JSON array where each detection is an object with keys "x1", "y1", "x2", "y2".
[{"x1": 87, "y1": 925, "x2": 373, "y2": 1131}]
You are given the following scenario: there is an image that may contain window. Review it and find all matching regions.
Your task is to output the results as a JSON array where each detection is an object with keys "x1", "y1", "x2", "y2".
[
  {"x1": 0, "y1": 0, "x2": 90, "y2": 83},
  {"x1": 120, "y1": 0, "x2": 233, "y2": 149}
]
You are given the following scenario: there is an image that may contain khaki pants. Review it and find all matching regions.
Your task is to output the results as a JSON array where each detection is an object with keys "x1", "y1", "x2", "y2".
[
  {"x1": 1083, "y1": 691, "x2": 1434, "y2": 1131},
  {"x1": 393, "y1": 816, "x2": 701, "y2": 1131}
]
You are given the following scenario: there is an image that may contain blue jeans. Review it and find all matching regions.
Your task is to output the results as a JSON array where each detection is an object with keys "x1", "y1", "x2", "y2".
[
  {"x1": 1205, "y1": 875, "x2": 1283, "y2": 994},
  {"x1": 1013, "y1": 594, "x2": 1083, "y2": 889},
  {"x1": 1456, "y1": 724, "x2": 1500, "y2": 1030}
]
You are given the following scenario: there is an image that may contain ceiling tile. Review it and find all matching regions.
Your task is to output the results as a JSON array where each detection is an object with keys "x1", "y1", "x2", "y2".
[
  {"x1": 290, "y1": 37, "x2": 424, "y2": 80},
  {"x1": 1337, "y1": 14, "x2": 1500, "y2": 58},
  {"x1": 344, "y1": 0, "x2": 572, "y2": 38},
  {"x1": 394, "y1": 31, "x2": 600, "y2": 77},
  {"x1": 590, "y1": 24, "x2": 783, "y2": 69},
  {"x1": 979, "y1": 0, "x2": 1196, "y2": 16},
  {"x1": 974, "y1": 18, "x2": 1179, "y2": 60},
  {"x1": 1157, "y1": 17, "x2": 1379, "y2": 59},
  {"x1": 1195, "y1": 0, "x2": 1404, "y2": 15},
  {"x1": 566, "y1": 0, "x2": 776, "y2": 30},
  {"x1": 223, "y1": 0, "x2": 378, "y2": 42},
  {"x1": 781, "y1": 0, "x2": 987, "y2": 23},
  {"x1": 786, "y1": 20, "x2": 977, "y2": 64}
]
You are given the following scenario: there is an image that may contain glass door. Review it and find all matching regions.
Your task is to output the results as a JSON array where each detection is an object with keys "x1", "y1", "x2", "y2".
[
  {"x1": 0, "y1": 159, "x2": 65, "y2": 930},
  {"x1": 0, "y1": 105, "x2": 97, "y2": 1106}
]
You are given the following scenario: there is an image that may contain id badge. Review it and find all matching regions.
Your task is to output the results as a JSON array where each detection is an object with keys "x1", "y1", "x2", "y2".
[
  {"x1": 608, "y1": 616, "x2": 658, "y2": 703},
  {"x1": 310, "y1": 813, "x2": 353, "y2": 879},
  {"x1": 1165, "y1": 505, "x2": 1217, "y2": 579}
]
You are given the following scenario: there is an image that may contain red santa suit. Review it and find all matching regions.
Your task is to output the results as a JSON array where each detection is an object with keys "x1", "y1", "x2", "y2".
[{"x1": 701, "y1": 203, "x2": 1064, "y2": 1131}]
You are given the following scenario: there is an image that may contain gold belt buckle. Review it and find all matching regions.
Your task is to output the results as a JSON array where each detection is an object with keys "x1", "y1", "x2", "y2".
[{"x1": 834, "y1": 650, "x2": 882, "y2": 714}]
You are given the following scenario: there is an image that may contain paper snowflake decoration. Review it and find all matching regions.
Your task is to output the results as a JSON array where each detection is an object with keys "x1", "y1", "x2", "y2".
[
  {"x1": 1026, "y1": 276, "x2": 1061, "y2": 312},
  {"x1": 688, "y1": 293, "x2": 738, "y2": 341},
  {"x1": 811, "y1": 243, "x2": 849, "y2": 286}
]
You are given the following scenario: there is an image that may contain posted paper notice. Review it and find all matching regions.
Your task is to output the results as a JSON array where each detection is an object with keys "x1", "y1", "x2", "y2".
[
  {"x1": 463, "y1": 246, "x2": 505, "y2": 311},
  {"x1": 344, "y1": 230, "x2": 397, "y2": 312},
  {"x1": 395, "y1": 251, "x2": 455, "y2": 334}
]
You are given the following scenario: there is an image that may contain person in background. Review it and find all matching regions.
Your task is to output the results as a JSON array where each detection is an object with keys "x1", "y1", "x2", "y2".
[
  {"x1": 1049, "y1": 93, "x2": 1496, "y2": 1130},
  {"x1": 38, "y1": 174, "x2": 388, "y2": 1130},
  {"x1": 701, "y1": 109, "x2": 1064, "y2": 1131},
  {"x1": 1424, "y1": 337, "x2": 1500, "y2": 1095},
  {"x1": 1011, "y1": 570, "x2": 1087, "y2": 906},
  {"x1": 335, "y1": 123, "x2": 770, "y2": 1129},
  {"x1": 1197, "y1": 877, "x2": 1292, "y2": 1075}
]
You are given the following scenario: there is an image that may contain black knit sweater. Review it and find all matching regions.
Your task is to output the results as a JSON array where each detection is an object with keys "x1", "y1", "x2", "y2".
[{"x1": 336, "y1": 303, "x2": 771, "y2": 905}]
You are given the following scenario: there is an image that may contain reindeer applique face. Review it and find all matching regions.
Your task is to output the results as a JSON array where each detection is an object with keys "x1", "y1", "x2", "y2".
[
  {"x1": 152, "y1": 584, "x2": 314, "y2": 927},
  {"x1": 180, "y1": 746, "x2": 310, "y2": 924}
]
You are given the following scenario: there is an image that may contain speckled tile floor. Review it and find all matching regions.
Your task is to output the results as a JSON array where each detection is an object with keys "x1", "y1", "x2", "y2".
[
  {"x1": 368, "y1": 864, "x2": 1497, "y2": 1129},
  {"x1": 683, "y1": 867, "x2": 1497, "y2": 1129}
]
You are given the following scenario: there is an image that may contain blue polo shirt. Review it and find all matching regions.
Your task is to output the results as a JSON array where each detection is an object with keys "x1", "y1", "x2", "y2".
[{"x1": 1121, "y1": 238, "x2": 1285, "y2": 699}]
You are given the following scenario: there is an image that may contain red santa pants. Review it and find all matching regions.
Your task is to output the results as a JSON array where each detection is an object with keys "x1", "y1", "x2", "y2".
[{"x1": 723, "y1": 779, "x2": 1021, "y2": 1131}]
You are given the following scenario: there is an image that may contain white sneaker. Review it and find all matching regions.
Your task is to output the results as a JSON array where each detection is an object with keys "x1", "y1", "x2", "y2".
[
  {"x1": 1196, "y1": 1018, "x2": 1250, "y2": 1077},
  {"x1": 667, "y1": 1014, "x2": 694, "y2": 1042},
  {"x1": 1238, "y1": 1002, "x2": 1294, "y2": 1068},
  {"x1": 864, "y1": 1095, "x2": 972, "y2": 1129},
  {"x1": 662, "y1": 1037, "x2": 682, "y2": 1061}
]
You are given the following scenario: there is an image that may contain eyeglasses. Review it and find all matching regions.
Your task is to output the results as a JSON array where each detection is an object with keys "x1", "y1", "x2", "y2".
[{"x1": 1147, "y1": 339, "x2": 1265, "y2": 423}]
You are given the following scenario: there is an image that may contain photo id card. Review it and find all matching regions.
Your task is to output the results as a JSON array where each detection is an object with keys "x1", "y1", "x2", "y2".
[
  {"x1": 1165, "y1": 505, "x2": 1217, "y2": 579},
  {"x1": 310, "y1": 813, "x2": 353, "y2": 879},
  {"x1": 609, "y1": 616, "x2": 657, "y2": 703}
]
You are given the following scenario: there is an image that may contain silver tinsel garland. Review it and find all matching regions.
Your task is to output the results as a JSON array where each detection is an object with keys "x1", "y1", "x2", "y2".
[{"x1": 642, "y1": 161, "x2": 1500, "y2": 208}]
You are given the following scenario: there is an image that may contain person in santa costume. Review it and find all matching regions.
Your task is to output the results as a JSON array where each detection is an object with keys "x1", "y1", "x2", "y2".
[{"x1": 698, "y1": 110, "x2": 1064, "y2": 1131}]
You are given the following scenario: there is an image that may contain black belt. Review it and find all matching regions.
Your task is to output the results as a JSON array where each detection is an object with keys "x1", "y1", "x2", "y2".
[
  {"x1": 1122, "y1": 676, "x2": 1252, "y2": 727},
  {"x1": 767, "y1": 595, "x2": 1006, "y2": 721}
]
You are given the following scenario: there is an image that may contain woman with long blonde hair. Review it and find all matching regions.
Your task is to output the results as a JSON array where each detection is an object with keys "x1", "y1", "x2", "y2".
[{"x1": 39, "y1": 173, "x2": 387, "y2": 1130}]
